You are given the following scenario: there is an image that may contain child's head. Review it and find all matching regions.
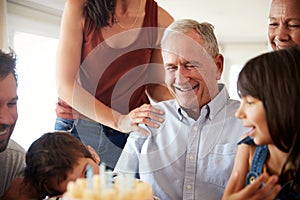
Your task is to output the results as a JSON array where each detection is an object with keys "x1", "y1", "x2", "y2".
[
  {"x1": 24, "y1": 131, "x2": 99, "y2": 198},
  {"x1": 237, "y1": 46, "x2": 300, "y2": 152},
  {"x1": 237, "y1": 46, "x2": 300, "y2": 186}
]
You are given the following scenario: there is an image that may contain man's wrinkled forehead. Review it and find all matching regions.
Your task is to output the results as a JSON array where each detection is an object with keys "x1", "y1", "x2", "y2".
[{"x1": 162, "y1": 31, "x2": 212, "y2": 64}]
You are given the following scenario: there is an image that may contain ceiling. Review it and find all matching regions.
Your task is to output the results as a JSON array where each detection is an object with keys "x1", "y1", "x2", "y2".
[{"x1": 9, "y1": 0, "x2": 271, "y2": 44}]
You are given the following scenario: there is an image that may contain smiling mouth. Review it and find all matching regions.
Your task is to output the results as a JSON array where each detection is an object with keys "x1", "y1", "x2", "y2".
[
  {"x1": 273, "y1": 42, "x2": 292, "y2": 50},
  {"x1": 175, "y1": 84, "x2": 198, "y2": 92},
  {"x1": 0, "y1": 125, "x2": 10, "y2": 136},
  {"x1": 275, "y1": 45, "x2": 287, "y2": 50},
  {"x1": 247, "y1": 127, "x2": 256, "y2": 137}
]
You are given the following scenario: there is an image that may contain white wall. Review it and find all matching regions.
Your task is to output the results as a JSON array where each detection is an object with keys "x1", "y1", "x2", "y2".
[
  {"x1": 7, "y1": 2, "x2": 60, "y2": 149},
  {"x1": 220, "y1": 42, "x2": 269, "y2": 100}
]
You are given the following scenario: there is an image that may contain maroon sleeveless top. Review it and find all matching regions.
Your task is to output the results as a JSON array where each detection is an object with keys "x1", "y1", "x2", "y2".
[{"x1": 56, "y1": 0, "x2": 158, "y2": 119}]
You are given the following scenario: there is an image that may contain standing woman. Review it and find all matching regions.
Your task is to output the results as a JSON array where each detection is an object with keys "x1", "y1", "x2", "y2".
[
  {"x1": 55, "y1": 0, "x2": 174, "y2": 169},
  {"x1": 222, "y1": 46, "x2": 300, "y2": 200}
]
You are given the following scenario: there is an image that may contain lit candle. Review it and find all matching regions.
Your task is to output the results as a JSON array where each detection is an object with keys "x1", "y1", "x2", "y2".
[
  {"x1": 100, "y1": 163, "x2": 106, "y2": 190},
  {"x1": 86, "y1": 164, "x2": 93, "y2": 189}
]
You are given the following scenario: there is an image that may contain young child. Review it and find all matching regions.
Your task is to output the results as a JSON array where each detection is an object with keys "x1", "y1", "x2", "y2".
[
  {"x1": 223, "y1": 46, "x2": 300, "y2": 200},
  {"x1": 2, "y1": 131, "x2": 100, "y2": 199}
]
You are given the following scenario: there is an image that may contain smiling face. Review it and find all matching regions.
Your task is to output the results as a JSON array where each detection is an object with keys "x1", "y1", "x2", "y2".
[
  {"x1": 162, "y1": 30, "x2": 223, "y2": 118},
  {"x1": 268, "y1": 0, "x2": 300, "y2": 50},
  {"x1": 0, "y1": 74, "x2": 18, "y2": 152},
  {"x1": 235, "y1": 96, "x2": 272, "y2": 145},
  {"x1": 52, "y1": 157, "x2": 99, "y2": 194}
]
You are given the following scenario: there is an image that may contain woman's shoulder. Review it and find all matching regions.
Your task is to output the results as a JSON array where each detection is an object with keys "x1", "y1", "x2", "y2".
[
  {"x1": 65, "y1": 0, "x2": 86, "y2": 10},
  {"x1": 157, "y1": 6, "x2": 174, "y2": 28}
]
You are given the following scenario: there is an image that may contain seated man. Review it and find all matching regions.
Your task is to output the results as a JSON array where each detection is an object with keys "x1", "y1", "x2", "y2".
[
  {"x1": 115, "y1": 19, "x2": 248, "y2": 200},
  {"x1": 0, "y1": 49, "x2": 26, "y2": 197}
]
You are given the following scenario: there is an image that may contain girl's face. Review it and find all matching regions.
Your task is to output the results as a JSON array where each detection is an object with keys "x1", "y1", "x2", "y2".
[
  {"x1": 235, "y1": 95, "x2": 273, "y2": 145},
  {"x1": 53, "y1": 157, "x2": 99, "y2": 195}
]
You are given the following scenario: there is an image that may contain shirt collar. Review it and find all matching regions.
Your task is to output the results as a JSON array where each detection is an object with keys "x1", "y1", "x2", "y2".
[
  {"x1": 176, "y1": 83, "x2": 230, "y2": 121},
  {"x1": 206, "y1": 83, "x2": 230, "y2": 120},
  {"x1": 176, "y1": 105, "x2": 184, "y2": 121}
]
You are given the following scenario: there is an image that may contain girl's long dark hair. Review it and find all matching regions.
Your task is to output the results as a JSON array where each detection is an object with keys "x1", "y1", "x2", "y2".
[
  {"x1": 84, "y1": 0, "x2": 117, "y2": 28},
  {"x1": 237, "y1": 46, "x2": 300, "y2": 190}
]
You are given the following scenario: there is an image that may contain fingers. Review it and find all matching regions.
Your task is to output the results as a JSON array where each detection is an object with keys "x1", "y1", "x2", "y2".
[
  {"x1": 223, "y1": 172, "x2": 282, "y2": 200},
  {"x1": 129, "y1": 104, "x2": 164, "y2": 128},
  {"x1": 117, "y1": 114, "x2": 151, "y2": 135},
  {"x1": 132, "y1": 115, "x2": 160, "y2": 128},
  {"x1": 257, "y1": 175, "x2": 281, "y2": 199},
  {"x1": 245, "y1": 173, "x2": 269, "y2": 194},
  {"x1": 136, "y1": 126, "x2": 151, "y2": 136},
  {"x1": 130, "y1": 104, "x2": 164, "y2": 120},
  {"x1": 241, "y1": 173, "x2": 281, "y2": 200},
  {"x1": 117, "y1": 104, "x2": 164, "y2": 135},
  {"x1": 138, "y1": 104, "x2": 165, "y2": 115}
]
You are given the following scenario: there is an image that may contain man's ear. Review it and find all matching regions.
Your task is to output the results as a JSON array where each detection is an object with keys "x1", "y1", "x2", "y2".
[{"x1": 213, "y1": 53, "x2": 224, "y2": 80}]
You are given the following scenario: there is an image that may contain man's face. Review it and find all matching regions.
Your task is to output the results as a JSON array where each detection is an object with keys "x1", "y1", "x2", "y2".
[
  {"x1": 0, "y1": 74, "x2": 18, "y2": 152},
  {"x1": 162, "y1": 30, "x2": 222, "y2": 115},
  {"x1": 268, "y1": 0, "x2": 300, "y2": 50}
]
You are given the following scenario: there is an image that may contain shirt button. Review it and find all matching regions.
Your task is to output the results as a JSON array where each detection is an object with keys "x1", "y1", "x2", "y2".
[
  {"x1": 193, "y1": 126, "x2": 197, "y2": 131},
  {"x1": 186, "y1": 185, "x2": 192, "y2": 190},
  {"x1": 189, "y1": 155, "x2": 194, "y2": 161}
]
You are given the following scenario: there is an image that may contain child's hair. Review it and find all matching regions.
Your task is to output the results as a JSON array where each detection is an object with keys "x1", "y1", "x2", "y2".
[
  {"x1": 237, "y1": 46, "x2": 300, "y2": 188},
  {"x1": 24, "y1": 131, "x2": 93, "y2": 198}
]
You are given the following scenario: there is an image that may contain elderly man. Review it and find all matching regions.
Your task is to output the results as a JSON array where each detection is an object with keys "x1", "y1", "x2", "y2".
[
  {"x1": 0, "y1": 49, "x2": 25, "y2": 197},
  {"x1": 115, "y1": 19, "x2": 248, "y2": 200}
]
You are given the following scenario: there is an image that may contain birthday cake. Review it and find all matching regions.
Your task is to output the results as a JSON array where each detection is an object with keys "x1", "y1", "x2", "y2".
[{"x1": 62, "y1": 165, "x2": 153, "y2": 200}]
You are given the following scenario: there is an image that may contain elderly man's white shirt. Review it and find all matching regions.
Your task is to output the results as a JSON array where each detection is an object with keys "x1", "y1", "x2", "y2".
[{"x1": 115, "y1": 84, "x2": 248, "y2": 200}]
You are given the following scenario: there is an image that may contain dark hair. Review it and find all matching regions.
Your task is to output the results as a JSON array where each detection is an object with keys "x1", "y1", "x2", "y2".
[
  {"x1": 24, "y1": 132, "x2": 93, "y2": 198},
  {"x1": 84, "y1": 0, "x2": 117, "y2": 28},
  {"x1": 237, "y1": 46, "x2": 300, "y2": 188},
  {"x1": 0, "y1": 48, "x2": 18, "y2": 86}
]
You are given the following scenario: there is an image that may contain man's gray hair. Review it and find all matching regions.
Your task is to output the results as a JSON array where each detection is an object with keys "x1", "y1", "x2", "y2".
[{"x1": 162, "y1": 19, "x2": 220, "y2": 57}]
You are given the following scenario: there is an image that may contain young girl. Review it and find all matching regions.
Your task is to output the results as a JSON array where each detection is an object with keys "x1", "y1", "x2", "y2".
[{"x1": 223, "y1": 46, "x2": 300, "y2": 200}]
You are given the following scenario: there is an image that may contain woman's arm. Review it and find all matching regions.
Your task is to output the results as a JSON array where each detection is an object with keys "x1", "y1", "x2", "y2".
[
  {"x1": 56, "y1": 0, "x2": 163, "y2": 134},
  {"x1": 146, "y1": 49, "x2": 174, "y2": 103},
  {"x1": 146, "y1": 5, "x2": 174, "y2": 102}
]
